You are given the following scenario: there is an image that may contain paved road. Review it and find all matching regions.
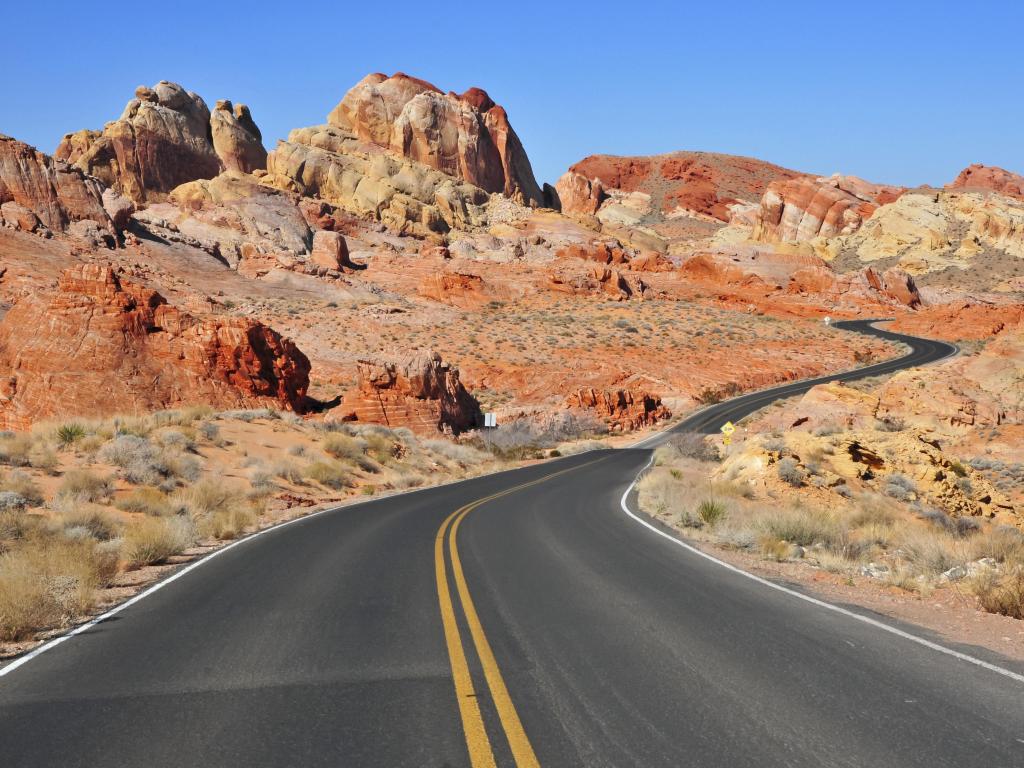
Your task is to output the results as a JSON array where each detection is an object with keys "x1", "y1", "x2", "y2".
[{"x1": 3, "y1": 321, "x2": 1022, "y2": 767}]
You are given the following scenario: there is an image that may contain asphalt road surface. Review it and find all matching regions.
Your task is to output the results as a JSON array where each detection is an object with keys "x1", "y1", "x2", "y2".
[{"x1": 3, "y1": 321, "x2": 1022, "y2": 767}]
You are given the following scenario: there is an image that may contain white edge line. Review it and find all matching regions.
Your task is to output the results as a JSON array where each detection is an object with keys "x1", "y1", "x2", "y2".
[{"x1": 618, "y1": 454, "x2": 1024, "y2": 685}]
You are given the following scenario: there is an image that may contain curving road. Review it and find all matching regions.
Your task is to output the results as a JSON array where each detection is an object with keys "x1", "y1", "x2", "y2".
[{"x1": 2, "y1": 321, "x2": 1022, "y2": 767}]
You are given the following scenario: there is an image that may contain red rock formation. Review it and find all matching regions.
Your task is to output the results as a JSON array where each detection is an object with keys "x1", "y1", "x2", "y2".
[
  {"x1": 339, "y1": 350, "x2": 481, "y2": 434},
  {"x1": 546, "y1": 263, "x2": 644, "y2": 301},
  {"x1": 56, "y1": 81, "x2": 266, "y2": 204},
  {"x1": 328, "y1": 72, "x2": 545, "y2": 207},
  {"x1": 556, "y1": 242, "x2": 631, "y2": 265},
  {"x1": 417, "y1": 270, "x2": 487, "y2": 308},
  {"x1": 752, "y1": 175, "x2": 904, "y2": 243},
  {"x1": 310, "y1": 230, "x2": 351, "y2": 271},
  {"x1": 0, "y1": 134, "x2": 117, "y2": 235},
  {"x1": 0, "y1": 265, "x2": 309, "y2": 429},
  {"x1": 561, "y1": 152, "x2": 806, "y2": 220},
  {"x1": 948, "y1": 164, "x2": 1024, "y2": 201},
  {"x1": 566, "y1": 388, "x2": 670, "y2": 432}
]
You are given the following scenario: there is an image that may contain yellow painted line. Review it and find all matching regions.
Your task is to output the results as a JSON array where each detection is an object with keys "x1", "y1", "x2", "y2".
[
  {"x1": 435, "y1": 510, "x2": 497, "y2": 768},
  {"x1": 435, "y1": 456, "x2": 608, "y2": 767}
]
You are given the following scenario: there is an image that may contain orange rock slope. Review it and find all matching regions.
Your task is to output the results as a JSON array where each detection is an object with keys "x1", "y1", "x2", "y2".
[{"x1": 0, "y1": 264, "x2": 310, "y2": 429}]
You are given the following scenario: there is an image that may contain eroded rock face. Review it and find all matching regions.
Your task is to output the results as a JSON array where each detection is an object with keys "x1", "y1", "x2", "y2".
[
  {"x1": 566, "y1": 387, "x2": 670, "y2": 431},
  {"x1": 752, "y1": 175, "x2": 902, "y2": 243},
  {"x1": 0, "y1": 134, "x2": 118, "y2": 235},
  {"x1": 56, "y1": 81, "x2": 266, "y2": 204},
  {"x1": 328, "y1": 72, "x2": 544, "y2": 207},
  {"x1": 141, "y1": 171, "x2": 313, "y2": 267},
  {"x1": 0, "y1": 264, "x2": 310, "y2": 429},
  {"x1": 948, "y1": 164, "x2": 1024, "y2": 201},
  {"x1": 339, "y1": 349, "x2": 481, "y2": 434},
  {"x1": 263, "y1": 123, "x2": 492, "y2": 238}
]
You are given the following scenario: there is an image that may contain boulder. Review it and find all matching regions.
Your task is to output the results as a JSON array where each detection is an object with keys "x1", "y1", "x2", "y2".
[
  {"x1": 310, "y1": 230, "x2": 350, "y2": 270},
  {"x1": 339, "y1": 349, "x2": 481, "y2": 434},
  {"x1": 210, "y1": 100, "x2": 268, "y2": 174},
  {"x1": 0, "y1": 134, "x2": 116, "y2": 234},
  {"x1": 0, "y1": 264, "x2": 310, "y2": 429}
]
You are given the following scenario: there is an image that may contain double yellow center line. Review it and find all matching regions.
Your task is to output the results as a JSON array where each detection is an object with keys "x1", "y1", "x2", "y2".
[{"x1": 434, "y1": 457, "x2": 607, "y2": 767}]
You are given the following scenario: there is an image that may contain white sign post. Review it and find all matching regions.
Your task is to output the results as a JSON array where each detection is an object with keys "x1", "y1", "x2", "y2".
[{"x1": 483, "y1": 413, "x2": 497, "y2": 428}]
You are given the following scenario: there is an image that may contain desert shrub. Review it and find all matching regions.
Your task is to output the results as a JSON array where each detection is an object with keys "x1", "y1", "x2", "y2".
[
  {"x1": 972, "y1": 569, "x2": 1024, "y2": 620},
  {"x1": 1, "y1": 471, "x2": 43, "y2": 506},
  {"x1": 98, "y1": 435, "x2": 200, "y2": 485},
  {"x1": 777, "y1": 458, "x2": 807, "y2": 488},
  {"x1": 849, "y1": 498, "x2": 897, "y2": 528},
  {"x1": 812, "y1": 423, "x2": 841, "y2": 437},
  {"x1": 968, "y1": 526, "x2": 1024, "y2": 565},
  {"x1": 761, "y1": 437, "x2": 786, "y2": 454},
  {"x1": 883, "y1": 473, "x2": 916, "y2": 501},
  {"x1": 421, "y1": 439, "x2": 489, "y2": 465},
  {"x1": 58, "y1": 505, "x2": 121, "y2": 542},
  {"x1": 898, "y1": 529, "x2": 962, "y2": 576},
  {"x1": 0, "y1": 434, "x2": 34, "y2": 467},
  {"x1": 667, "y1": 432, "x2": 719, "y2": 462},
  {"x1": 155, "y1": 429, "x2": 195, "y2": 453},
  {"x1": 759, "y1": 507, "x2": 845, "y2": 548},
  {"x1": 949, "y1": 460, "x2": 968, "y2": 478},
  {"x1": 28, "y1": 445, "x2": 59, "y2": 474},
  {"x1": 272, "y1": 460, "x2": 305, "y2": 484},
  {"x1": 248, "y1": 469, "x2": 275, "y2": 492},
  {"x1": 217, "y1": 408, "x2": 279, "y2": 423},
  {"x1": 695, "y1": 388, "x2": 722, "y2": 405},
  {"x1": 696, "y1": 498, "x2": 727, "y2": 527},
  {"x1": 176, "y1": 480, "x2": 237, "y2": 518},
  {"x1": 55, "y1": 423, "x2": 86, "y2": 448},
  {"x1": 0, "y1": 538, "x2": 118, "y2": 640},
  {"x1": 57, "y1": 470, "x2": 114, "y2": 503},
  {"x1": 873, "y1": 418, "x2": 905, "y2": 433},
  {"x1": 953, "y1": 516, "x2": 980, "y2": 537},
  {"x1": 0, "y1": 492, "x2": 28, "y2": 512},
  {"x1": 637, "y1": 471, "x2": 690, "y2": 522},
  {"x1": 112, "y1": 416, "x2": 152, "y2": 438},
  {"x1": 323, "y1": 433, "x2": 368, "y2": 462},
  {"x1": 955, "y1": 476, "x2": 973, "y2": 495},
  {"x1": 201, "y1": 504, "x2": 257, "y2": 540},
  {"x1": 115, "y1": 487, "x2": 171, "y2": 516},
  {"x1": 197, "y1": 421, "x2": 221, "y2": 443},
  {"x1": 552, "y1": 440, "x2": 605, "y2": 457},
  {"x1": 305, "y1": 461, "x2": 350, "y2": 490},
  {"x1": 918, "y1": 506, "x2": 953, "y2": 531},
  {"x1": 390, "y1": 472, "x2": 426, "y2": 489},
  {"x1": 287, "y1": 444, "x2": 306, "y2": 458},
  {"x1": 122, "y1": 516, "x2": 195, "y2": 567}
]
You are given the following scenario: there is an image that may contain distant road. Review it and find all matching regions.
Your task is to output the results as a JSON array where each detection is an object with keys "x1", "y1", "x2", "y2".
[{"x1": 4, "y1": 320, "x2": 1021, "y2": 768}]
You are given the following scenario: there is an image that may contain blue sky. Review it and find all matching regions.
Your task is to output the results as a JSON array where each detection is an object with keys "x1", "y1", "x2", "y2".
[{"x1": 3, "y1": 1, "x2": 1021, "y2": 187}]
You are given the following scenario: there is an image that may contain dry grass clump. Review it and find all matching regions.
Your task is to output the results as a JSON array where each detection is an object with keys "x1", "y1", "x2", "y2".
[
  {"x1": 115, "y1": 487, "x2": 173, "y2": 517},
  {"x1": 174, "y1": 480, "x2": 255, "y2": 540},
  {"x1": 57, "y1": 470, "x2": 114, "y2": 503},
  {"x1": 971, "y1": 569, "x2": 1024, "y2": 620},
  {"x1": 122, "y1": 516, "x2": 195, "y2": 568},
  {"x1": 0, "y1": 538, "x2": 118, "y2": 641},
  {"x1": 305, "y1": 460, "x2": 350, "y2": 490}
]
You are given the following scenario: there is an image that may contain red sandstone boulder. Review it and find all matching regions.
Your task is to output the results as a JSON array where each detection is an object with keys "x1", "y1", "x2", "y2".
[
  {"x1": 328, "y1": 72, "x2": 545, "y2": 207},
  {"x1": 310, "y1": 230, "x2": 350, "y2": 271},
  {"x1": 417, "y1": 270, "x2": 487, "y2": 308},
  {"x1": 339, "y1": 349, "x2": 481, "y2": 434},
  {"x1": 0, "y1": 134, "x2": 118, "y2": 235},
  {"x1": 947, "y1": 164, "x2": 1024, "y2": 201},
  {"x1": 0, "y1": 265, "x2": 310, "y2": 429},
  {"x1": 566, "y1": 388, "x2": 670, "y2": 432}
]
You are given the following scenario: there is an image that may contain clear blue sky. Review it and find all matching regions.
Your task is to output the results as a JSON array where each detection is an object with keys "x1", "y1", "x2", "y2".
[{"x1": 3, "y1": 1, "x2": 1021, "y2": 188}]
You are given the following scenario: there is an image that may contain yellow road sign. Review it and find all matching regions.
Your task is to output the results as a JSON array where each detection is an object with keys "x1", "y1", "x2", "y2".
[
  {"x1": 720, "y1": 421, "x2": 735, "y2": 435},
  {"x1": 722, "y1": 436, "x2": 731, "y2": 445}
]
